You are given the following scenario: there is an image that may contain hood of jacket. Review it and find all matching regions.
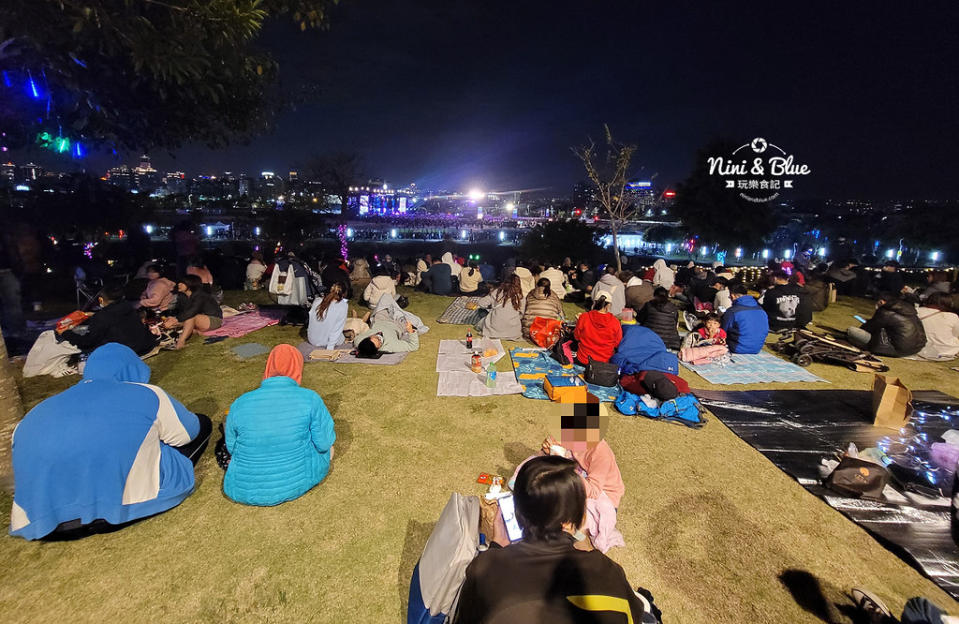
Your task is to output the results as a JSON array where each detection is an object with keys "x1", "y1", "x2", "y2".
[
  {"x1": 882, "y1": 298, "x2": 918, "y2": 317},
  {"x1": 83, "y1": 343, "x2": 151, "y2": 383},
  {"x1": 580, "y1": 309, "x2": 621, "y2": 333},
  {"x1": 598, "y1": 274, "x2": 624, "y2": 289},
  {"x1": 733, "y1": 295, "x2": 760, "y2": 308}
]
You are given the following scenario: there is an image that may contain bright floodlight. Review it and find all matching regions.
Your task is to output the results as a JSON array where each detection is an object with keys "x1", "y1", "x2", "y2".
[
  {"x1": 144, "y1": 224, "x2": 153, "y2": 234},
  {"x1": 346, "y1": 228, "x2": 353, "y2": 238},
  {"x1": 885, "y1": 249, "x2": 895, "y2": 259},
  {"x1": 390, "y1": 228, "x2": 397, "y2": 238},
  {"x1": 818, "y1": 246, "x2": 826, "y2": 256},
  {"x1": 460, "y1": 229, "x2": 468, "y2": 239},
  {"x1": 505, "y1": 202, "x2": 515, "y2": 211},
  {"x1": 762, "y1": 249, "x2": 770, "y2": 259},
  {"x1": 931, "y1": 251, "x2": 941, "y2": 261},
  {"x1": 498, "y1": 230, "x2": 505, "y2": 241},
  {"x1": 205, "y1": 226, "x2": 213, "y2": 236},
  {"x1": 735, "y1": 247, "x2": 742, "y2": 258},
  {"x1": 783, "y1": 249, "x2": 792, "y2": 259},
  {"x1": 468, "y1": 189, "x2": 484, "y2": 201},
  {"x1": 255, "y1": 226, "x2": 261, "y2": 236}
]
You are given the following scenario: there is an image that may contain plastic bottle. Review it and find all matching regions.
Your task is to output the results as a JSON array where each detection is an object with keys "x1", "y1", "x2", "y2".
[{"x1": 466, "y1": 330, "x2": 473, "y2": 349}]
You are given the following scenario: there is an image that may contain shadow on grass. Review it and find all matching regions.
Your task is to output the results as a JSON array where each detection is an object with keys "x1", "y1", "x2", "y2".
[
  {"x1": 497, "y1": 441, "x2": 538, "y2": 479},
  {"x1": 779, "y1": 569, "x2": 845, "y2": 624},
  {"x1": 397, "y1": 518, "x2": 436, "y2": 620}
]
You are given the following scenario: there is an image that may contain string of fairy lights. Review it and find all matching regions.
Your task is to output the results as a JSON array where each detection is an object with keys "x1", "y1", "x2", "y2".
[{"x1": 1, "y1": 68, "x2": 88, "y2": 158}]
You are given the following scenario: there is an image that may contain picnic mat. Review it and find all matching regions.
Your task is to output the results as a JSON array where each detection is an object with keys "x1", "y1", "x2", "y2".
[
  {"x1": 200, "y1": 309, "x2": 285, "y2": 338},
  {"x1": 436, "y1": 296, "x2": 486, "y2": 325},
  {"x1": 509, "y1": 347, "x2": 620, "y2": 401},
  {"x1": 436, "y1": 338, "x2": 506, "y2": 372},
  {"x1": 296, "y1": 341, "x2": 409, "y2": 366},
  {"x1": 696, "y1": 388, "x2": 959, "y2": 599},
  {"x1": 437, "y1": 371, "x2": 525, "y2": 397},
  {"x1": 680, "y1": 351, "x2": 826, "y2": 384}
]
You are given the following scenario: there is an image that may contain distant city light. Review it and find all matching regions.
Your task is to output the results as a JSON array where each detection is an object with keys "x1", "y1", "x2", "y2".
[
  {"x1": 762, "y1": 249, "x2": 770, "y2": 259},
  {"x1": 467, "y1": 188, "x2": 484, "y2": 201},
  {"x1": 885, "y1": 249, "x2": 895, "y2": 259},
  {"x1": 383, "y1": 183, "x2": 388, "y2": 190},
  {"x1": 460, "y1": 229, "x2": 468, "y2": 239},
  {"x1": 390, "y1": 228, "x2": 397, "y2": 239},
  {"x1": 14, "y1": 184, "x2": 29, "y2": 191},
  {"x1": 346, "y1": 228, "x2": 353, "y2": 238},
  {"x1": 665, "y1": 243, "x2": 673, "y2": 253},
  {"x1": 144, "y1": 224, "x2": 153, "y2": 234},
  {"x1": 498, "y1": 230, "x2": 506, "y2": 242},
  {"x1": 254, "y1": 226, "x2": 261, "y2": 236},
  {"x1": 735, "y1": 247, "x2": 743, "y2": 258},
  {"x1": 663, "y1": 190, "x2": 676, "y2": 198}
]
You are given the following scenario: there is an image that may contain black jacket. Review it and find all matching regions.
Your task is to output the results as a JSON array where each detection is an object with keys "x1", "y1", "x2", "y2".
[
  {"x1": 638, "y1": 299, "x2": 681, "y2": 349},
  {"x1": 571, "y1": 269, "x2": 596, "y2": 292},
  {"x1": 877, "y1": 271, "x2": 905, "y2": 296},
  {"x1": 454, "y1": 535, "x2": 647, "y2": 624},
  {"x1": 861, "y1": 299, "x2": 926, "y2": 357},
  {"x1": 761, "y1": 283, "x2": 813, "y2": 331},
  {"x1": 175, "y1": 290, "x2": 222, "y2": 322},
  {"x1": 62, "y1": 301, "x2": 158, "y2": 355}
]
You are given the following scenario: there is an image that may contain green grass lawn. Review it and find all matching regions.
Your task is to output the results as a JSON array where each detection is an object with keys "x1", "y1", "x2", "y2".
[{"x1": 1, "y1": 290, "x2": 958, "y2": 623}]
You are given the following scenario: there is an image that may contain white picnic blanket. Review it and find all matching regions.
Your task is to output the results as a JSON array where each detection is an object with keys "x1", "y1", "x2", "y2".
[{"x1": 435, "y1": 339, "x2": 506, "y2": 373}]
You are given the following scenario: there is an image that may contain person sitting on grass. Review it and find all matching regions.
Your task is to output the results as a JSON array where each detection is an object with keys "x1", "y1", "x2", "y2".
[
  {"x1": 363, "y1": 268, "x2": 397, "y2": 307},
  {"x1": 223, "y1": 344, "x2": 335, "y2": 506},
  {"x1": 185, "y1": 256, "x2": 214, "y2": 289},
  {"x1": 637, "y1": 287, "x2": 681, "y2": 350},
  {"x1": 136, "y1": 264, "x2": 176, "y2": 311},
  {"x1": 421, "y1": 257, "x2": 453, "y2": 296},
  {"x1": 522, "y1": 277, "x2": 565, "y2": 341},
  {"x1": 915, "y1": 293, "x2": 959, "y2": 361},
  {"x1": 162, "y1": 274, "x2": 223, "y2": 350},
  {"x1": 354, "y1": 293, "x2": 429, "y2": 356},
  {"x1": 476, "y1": 274, "x2": 526, "y2": 341},
  {"x1": 458, "y1": 261, "x2": 486, "y2": 296},
  {"x1": 245, "y1": 251, "x2": 267, "y2": 290},
  {"x1": 573, "y1": 292, "x2": 623, "y2": 365},
  {"x1": 61, "y1": 281, "x2": 159, "y2": 356},
  {"x1": 592, "y1": 265, "x2": 626, "y2": 317},
  {"x1": 453, "y1": 455, "x2": 657, "y2": 624},
  {"x1": 10, "y1": 343, "x2": 212, "y2": 540},
  {"x1": 847, "y1": 291, "x2": 926, "y2": 358},
  {"x1": 721, "y1": 283, "x2": 769, "y2": 354},
  {"x1": 696, "y1": 313, "x2": 727, "y2": 345},
  {"x1": 307, "y1": 283, "x2": 348, "y2": 350},
  {"x1": 760, "y1": 269, "x2": 813, "y2": 331}
]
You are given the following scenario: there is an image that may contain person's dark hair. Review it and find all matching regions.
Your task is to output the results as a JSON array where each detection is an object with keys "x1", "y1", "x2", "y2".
[
  {"x1": 618, "y1": 270, "x2": 633, "y2": 283},
  {"x1": 714, "y1": 277, "x2": 729, "y2": 287},
  {"x1": 730, "y1": 283, "x2": 749, "y2": 296},
  {"x1": 770, "y1": 270, "x2": 789, "y2": 282},
  {"x1": 703, "y1": 312, "x2": 721, "y2": 324},
  {"x1": 536, "y1": 277, "x2": 551, "y2": 297},
  {"x1": 468, "y1": 261, "x2": 477, "y2": 277},
  {"x1": 591, "y1": 292, "x2": 612, "y2": 311},
  {"x1": 180, "y1": 274, "x2": 203, "y2": 293},
  {"x1": 251, "y1": 251, "x2": 264, "y2": 262},
  {"x1": 877, "y1": 291, "x2": 897, "y2": 304},
  {"x1": 652, "y1": 286, "x2": 669, "y2": 304},
  {"x1": 513, "y1": 456, "x2": 586, "y2": 542},
  {"x1": 496, "y1": 274, "x2": 524, "y2": 310},
  {"x1": 98, "y1": 282, "x2": 126, "y2": 304},
  {"x1": 883, "y1": 260, "x2": 900, "y2": 270},
  {"x1": 316, "y1": 283, "x2": 344, "y2": 320},
  {"x1": 926, "y1": 292, "x2": 954, "y2": 312},
  {"x1": 356, "y1": 336, "x2": 378, "y2": 358},
  {"x1": 146, "y1": 264, "x2": 163, "y2": 275}
]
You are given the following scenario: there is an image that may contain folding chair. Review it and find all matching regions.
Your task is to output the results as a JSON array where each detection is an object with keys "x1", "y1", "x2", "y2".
[{"x1": 74, "y1": 267, "x2": 102, "y2": 310}]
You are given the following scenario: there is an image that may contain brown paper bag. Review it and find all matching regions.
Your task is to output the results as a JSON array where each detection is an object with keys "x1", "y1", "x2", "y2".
[{"x1": 872, "y1": 374, "x2": 913, "y2": 429}]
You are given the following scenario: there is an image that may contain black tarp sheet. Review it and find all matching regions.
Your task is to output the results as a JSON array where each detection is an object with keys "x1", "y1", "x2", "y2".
[{"x1": 695, "y1": 388, "x2": 959, "y2": 599}]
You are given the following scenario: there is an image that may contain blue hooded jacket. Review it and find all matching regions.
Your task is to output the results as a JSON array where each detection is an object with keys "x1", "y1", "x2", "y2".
[
  {"x1": 10, "y1": 343, "x2": 199, "y2": 540},
  {"x1": 721, "y1": 295, "x2": 769, "y2": 354},
  {"x1": 610, "y1": 324, "x2": 679, "y2": 375}
]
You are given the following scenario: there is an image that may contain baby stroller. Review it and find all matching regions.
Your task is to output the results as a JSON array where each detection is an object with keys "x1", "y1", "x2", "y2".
[{"x1": 772, "y1": 328, "x2": 889, "y2": 372}]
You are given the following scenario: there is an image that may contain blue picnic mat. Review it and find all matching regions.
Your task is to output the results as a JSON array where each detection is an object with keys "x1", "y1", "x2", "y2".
[
  {"x1": 509, "y1": 347, "x2": 620, "y2": 401},
  {"x1": 680, "y1": 351, "x2": 827, "y2": 384}
]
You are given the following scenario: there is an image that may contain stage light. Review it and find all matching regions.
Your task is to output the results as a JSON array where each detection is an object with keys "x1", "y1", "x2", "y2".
[
  {"x1": 205, "y1": 226, "x2": 213, "y2": 236},
  {"x1": 665, "y1": 243, "x2": 673, "y2": 252},
  {"x1": 390, "y1": 228, "x2": 397, "y2": 239},
  {"x1": 346, "y1": 228, "x2": 353, "y2": 237},
  {"x1": 818, "y1": 247, "x2": 826, "y2": 256},
  {"x1": 254, "y1": 226, "x2": 261, "y2": 236},
  {"x1": 144, "y1": 224, "x2": 153, "y2": 234},
  {"x1": 885, "y1": 249, "x2": 895, "y2": 259},
  {"x1": 498, "y1": 230, "x2": 505, "y2": 241},
  {"x1": 735, "y1": 248, "x2": 742, "y2": 258},
  {"x1": 762, "y1": 249, "x2": 770, "y2": 259},
  {"x1": 931, "y1": 251, "x2": 940, "y2": 261},
  {"x1": 460, "y1": 229, "x2": 468, "y2": 239},
  {"x1": 468, "y1": 189, "x2": 484, "y2": 201},
  {"x1": 783, "y1": 249, "x2": 792, "y2": 259},
  {"x1": 505, "y1": 202, "x2": 514, "y2": 211}
]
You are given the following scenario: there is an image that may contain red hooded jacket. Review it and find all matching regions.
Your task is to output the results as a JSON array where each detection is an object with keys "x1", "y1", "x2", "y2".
[{"x1": 574, "y1": 310, "x2": 623, "y2": 365}]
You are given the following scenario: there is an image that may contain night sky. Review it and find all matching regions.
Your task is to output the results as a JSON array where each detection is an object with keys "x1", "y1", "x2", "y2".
[{"x1": 71, "y1": 1, "x2": 959, "y2": 198}]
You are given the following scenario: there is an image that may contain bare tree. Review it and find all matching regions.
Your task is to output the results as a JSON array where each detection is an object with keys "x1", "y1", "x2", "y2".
[
  {"x1": 572, "y1": 125, "x2": 637, "y2": 272},
  {"x1": 303, "y1": 152, "x2": 364, "y2": 216},
  {"x1": 0, "y1": 331, "x2": 23, "y2": 492}
]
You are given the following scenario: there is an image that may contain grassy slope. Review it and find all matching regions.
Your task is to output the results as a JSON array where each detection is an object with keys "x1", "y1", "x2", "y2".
[{"x1": 1, "y1": 290, "x2": 957, "y2": 623}]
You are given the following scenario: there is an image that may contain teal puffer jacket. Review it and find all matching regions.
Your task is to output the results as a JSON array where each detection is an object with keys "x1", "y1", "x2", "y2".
[{"x1": 224, "y1": 376, "x2": 335, "y2": 506}]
